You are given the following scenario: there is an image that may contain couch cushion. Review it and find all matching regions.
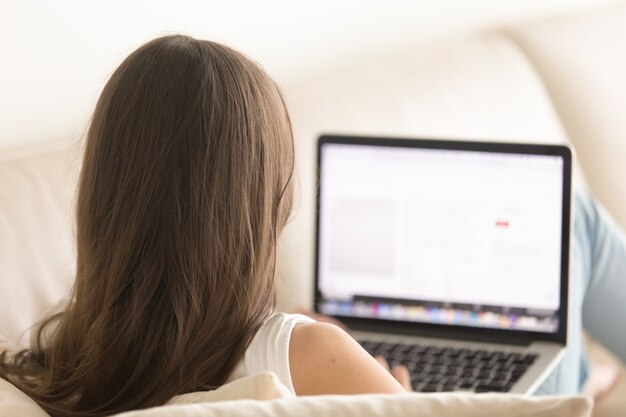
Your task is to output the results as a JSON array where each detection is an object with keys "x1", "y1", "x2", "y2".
[{"x1": 508, "y1": 3, "x2": 626, "y2": 229}]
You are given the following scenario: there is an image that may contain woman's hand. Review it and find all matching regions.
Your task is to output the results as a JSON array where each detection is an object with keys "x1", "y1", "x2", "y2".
[{"x1": 374, "y1": 356, "x2": 413, "y2": 392}]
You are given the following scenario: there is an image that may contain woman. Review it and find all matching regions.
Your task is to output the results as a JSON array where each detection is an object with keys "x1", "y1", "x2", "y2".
[
  {"x1": 0, "y1": 34, "x2": 623, "y2": 416},
  {"x1": 0, "y1": 35, "x2": 407, "y2": 417}
]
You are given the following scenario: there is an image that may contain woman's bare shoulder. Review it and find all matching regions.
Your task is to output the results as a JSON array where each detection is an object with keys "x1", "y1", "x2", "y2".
[{"x1": 289, "y1": 322, "x2": 406, "y2": 395}]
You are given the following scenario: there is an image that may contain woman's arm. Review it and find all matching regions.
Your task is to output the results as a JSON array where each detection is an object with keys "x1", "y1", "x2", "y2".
[{"x1": 289, "y1": 322, "x2": 410, "y2": 395}]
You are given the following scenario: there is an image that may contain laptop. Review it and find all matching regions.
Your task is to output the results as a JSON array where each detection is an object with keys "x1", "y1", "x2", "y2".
[{"x1": 314, "y1": 134, "x2": 572, "y2": 394}]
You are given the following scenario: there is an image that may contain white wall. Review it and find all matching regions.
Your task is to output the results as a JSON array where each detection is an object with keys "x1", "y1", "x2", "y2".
[{"x1": 0, "y1": 0, "x2": 615, "y2": 150}]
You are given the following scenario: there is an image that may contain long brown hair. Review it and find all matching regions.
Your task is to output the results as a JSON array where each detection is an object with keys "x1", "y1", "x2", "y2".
[{"x1": 0, "y1": 35, "x2": 294, "y2": 416}]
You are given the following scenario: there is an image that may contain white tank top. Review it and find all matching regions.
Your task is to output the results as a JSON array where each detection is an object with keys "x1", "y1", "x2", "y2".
[{"x1": 227, "y1": 312, "x2": 315, "y2": 394}]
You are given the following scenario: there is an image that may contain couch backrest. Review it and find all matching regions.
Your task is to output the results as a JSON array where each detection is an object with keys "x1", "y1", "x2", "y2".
[
  {"x1": 0, "y1": 34, "x2": 574, "y2": 344},
  {"x1": 0, "y1": 141, "x2": 81, "y2": 346}
]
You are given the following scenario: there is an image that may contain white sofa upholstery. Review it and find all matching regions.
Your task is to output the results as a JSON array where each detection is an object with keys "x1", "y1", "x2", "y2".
[
  {"x1": 0, "y1": 371, "x2": 593, "y2": 417},
  {"x1": 2, "y1": 3, "x2": 626, "y2": 416},
  {"x1": 508, "y1": 3, "x2": 626, "y2": 229},
  {"x1": 0, "y1": 140, "x2": 81, "y2": 347}
]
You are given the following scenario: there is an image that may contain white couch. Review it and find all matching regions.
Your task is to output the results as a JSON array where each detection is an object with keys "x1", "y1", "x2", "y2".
[{"x1": 2, "y1": 3, "x2": 626, "y2": 416}]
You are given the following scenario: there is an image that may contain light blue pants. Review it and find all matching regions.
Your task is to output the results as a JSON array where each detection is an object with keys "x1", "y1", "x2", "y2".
[{"x1": 536, "y1": 189, "x2": 626, "y2": 395}]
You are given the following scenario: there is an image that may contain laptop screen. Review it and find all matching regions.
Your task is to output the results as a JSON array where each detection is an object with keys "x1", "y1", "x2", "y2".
[{"x1": 315, "y1": 136, "x2": 570, "y2": 336}]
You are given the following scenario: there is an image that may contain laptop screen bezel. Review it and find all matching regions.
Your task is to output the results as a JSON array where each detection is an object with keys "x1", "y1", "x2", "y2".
[{"x1": 314, "y1": 134, "x2": 572, "y2": 346}]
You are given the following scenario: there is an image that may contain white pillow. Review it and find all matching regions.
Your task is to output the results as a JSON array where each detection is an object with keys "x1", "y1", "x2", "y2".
[
  {"x1": 0, "y1": 371, "x2": 291, "y2": 417},
  {"x1": 1, "y1": 370, "x2": 592, "y2": 417},
  {"x1": 168, "y1": 372, "x2": 293, "y2": 405},
  {"x1": 118, "y1": 391, "x2": 592, "y2": 417}
]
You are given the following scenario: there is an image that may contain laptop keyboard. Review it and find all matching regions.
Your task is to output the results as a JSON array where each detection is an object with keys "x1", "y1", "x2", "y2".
[{"x1": 360, "y1": 340, "x2": 538, "y2": 393}]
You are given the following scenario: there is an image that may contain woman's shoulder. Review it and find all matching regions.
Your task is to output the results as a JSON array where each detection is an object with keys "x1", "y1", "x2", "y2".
[
  {"x1": 229, "y1": 312, "x2": 316, "y2": 392},
  {"x1": 288, "y1": 320, "x2": 406, "y2": 395}
]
